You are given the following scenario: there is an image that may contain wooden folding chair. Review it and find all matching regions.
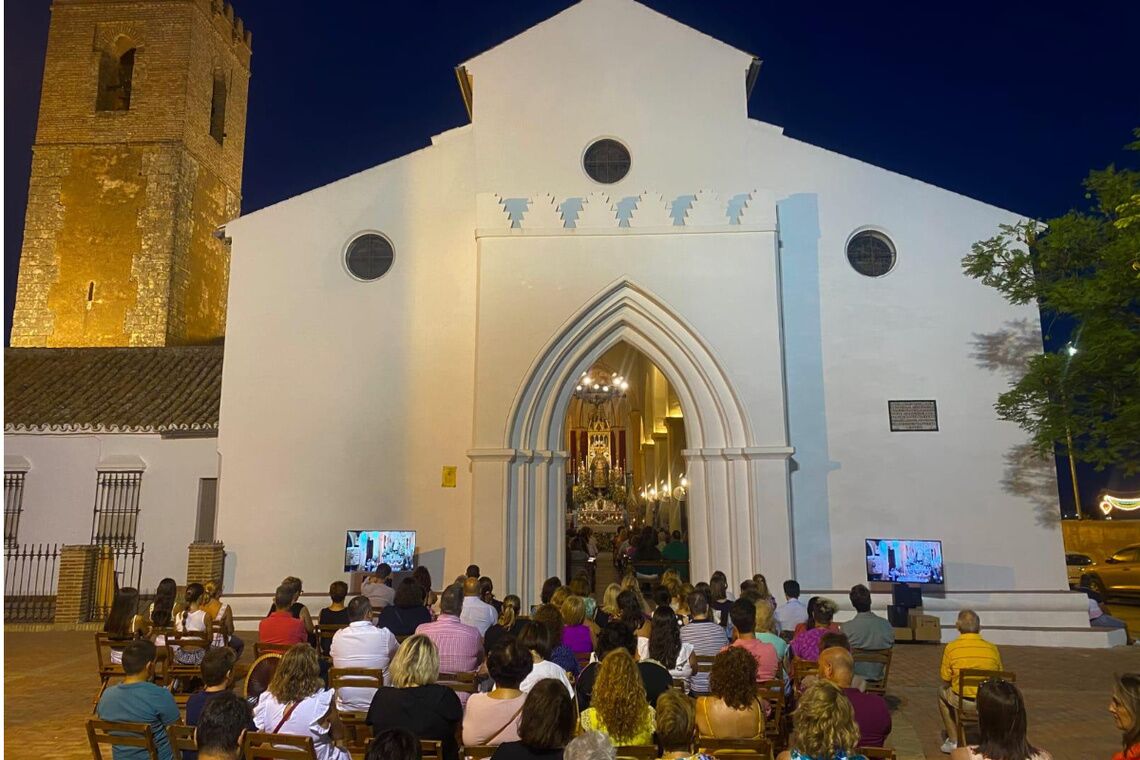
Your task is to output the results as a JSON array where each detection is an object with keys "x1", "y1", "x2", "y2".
[
  {"x1": 614, "y1": 745, "x2": 657, "y2": 760},
  {"x1": 165, "y1": 628, "x2": 213, "y2": 704},
  {"x1": 243, "y1": 731, "x2": 318, "y2": 759},
  {"x1": 464, "y1": 746, "x2": 498, "y2": 760},
  {"x1": 168, "y1": 724, "x2": 197, "y2": 754},
  {"x1": 690, "y1": 654, "x2": 716, "y2": 695},
  {"x1": 93, "y1": 632, "x2": 132, "y2": 709},
  {"x1": 254, "y1": 641, "x2": 295, "y2": 658},
  {"x1": 87, "y1": 718, "x2": 159, "y2": 760},
  {"x1": 757, "y1": 678, "x2": 787, "y2": 749},
  {"x1": 791, "y1": 658, "x2": 818, "y2": 691},
  {"x1": 857, "y1": 748, "x2": 896, "y2": 760},
  {"x1": 329, "y1": 667, "x2": 384, "y2": 754},
  {"x1": 955, "y1": 669, "x2": 1016, "y2": 746},
  {"x1": 316, "y1": 623, "x2": 347, "y2": 660},
  {"x1": 698, "y1": 736, "x2": 774, "y2": 760},
  {"x1": 420, "y1": 740, "x2": 445, "y2": 760},
  {"x1": 852, "y1": 648, "x2": 893, "y2": 695},
  {"x1": 438, "y1": 670, "x2": 479, "y2": 694},
  {"x1": 244, "y1": 653, "x2": 283, "y2": 702}
]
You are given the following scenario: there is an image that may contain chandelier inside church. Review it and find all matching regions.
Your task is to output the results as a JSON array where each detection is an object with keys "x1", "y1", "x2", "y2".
[{"x1": 573, "y1": 368, "x2": 628, "y2": 409}]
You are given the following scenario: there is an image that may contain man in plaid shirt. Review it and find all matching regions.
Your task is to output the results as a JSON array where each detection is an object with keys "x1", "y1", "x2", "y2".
[{"x1": 416, "y1": 582, "x2": 484, "y2": 704}]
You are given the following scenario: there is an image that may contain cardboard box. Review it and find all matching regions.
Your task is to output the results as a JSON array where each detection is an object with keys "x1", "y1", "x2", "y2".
[
  {"x1": 912, "y1": 614, "x2": 942, "y2": 642},
  {"x1": 892, "y1": 627, "x2": 914, "y2": 642},
  {"x1": 907, "y1": 607, "x2": 926, "y2": 626}
]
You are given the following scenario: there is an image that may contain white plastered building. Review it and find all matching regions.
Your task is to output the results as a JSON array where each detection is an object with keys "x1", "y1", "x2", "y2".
[{"x1": 216, "y1": 0, "x2": 1104, "y2": 644}]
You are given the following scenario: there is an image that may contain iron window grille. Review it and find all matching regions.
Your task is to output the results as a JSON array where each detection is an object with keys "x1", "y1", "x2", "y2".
[
  {"x1": 90, "y1": 471, "x2": 143, "y2": 546},
  {"x1": 846, "y1": 230, "x2": 896, "y2": 277},
  {"x1": 4, "y1": 472, "x2": 26, "y2": 548},
  {"x1": 583, "y1": 139, "x2": 631, "y2": 184}
]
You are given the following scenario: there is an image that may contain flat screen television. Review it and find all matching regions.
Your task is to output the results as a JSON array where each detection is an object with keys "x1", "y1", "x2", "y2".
[
  {"x1": 345, "y1": 530, "x2": 416, "y2": 573},
  {"x1": 865, "y1": 538, "x2": 944, "y2": 585}
]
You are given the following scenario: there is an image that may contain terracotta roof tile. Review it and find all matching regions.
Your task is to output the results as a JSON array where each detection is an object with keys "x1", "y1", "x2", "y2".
[{"x1": 4, "y1": 346, "x2": 223, "y2": 433}]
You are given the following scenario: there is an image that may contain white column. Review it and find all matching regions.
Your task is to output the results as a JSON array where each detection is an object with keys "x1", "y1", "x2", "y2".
[{"x1": 468, "y1": 448, "x2": 518, "y2": 594}]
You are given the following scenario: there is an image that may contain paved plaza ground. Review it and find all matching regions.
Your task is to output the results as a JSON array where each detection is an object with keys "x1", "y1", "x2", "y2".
[{"x1": 5, "y1": 625, "x2": 1139, "y2": 760}]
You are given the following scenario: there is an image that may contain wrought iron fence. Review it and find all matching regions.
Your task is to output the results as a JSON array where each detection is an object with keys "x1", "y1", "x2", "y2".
[
  {"x1": 87, "y1": 543, "x2": 146, "y2": 621},
  {"x1": 4, "y1": 543, "x2": 59, "y2": 623}
]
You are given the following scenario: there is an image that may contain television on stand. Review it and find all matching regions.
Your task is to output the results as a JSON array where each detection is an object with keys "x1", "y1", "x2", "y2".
[
  {"x1": 865, "y1": 537, "x2": 944, "y2": 624},
  {"x1": 345, "y1": 530, "x2": 416, "y2": 591}
]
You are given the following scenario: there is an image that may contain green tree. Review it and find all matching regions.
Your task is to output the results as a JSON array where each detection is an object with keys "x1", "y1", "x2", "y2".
[{"x1": 962, "y1": 129, "x2": 1140, "y2": 475}]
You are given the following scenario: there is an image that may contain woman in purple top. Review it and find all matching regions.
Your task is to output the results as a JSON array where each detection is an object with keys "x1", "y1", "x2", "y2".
[
  {"x1": 791, "y1": 597, "x2": 839, "y2": 662},
  {"x1": 560, "y1": 596, "x2": 594, "y2": 654}
]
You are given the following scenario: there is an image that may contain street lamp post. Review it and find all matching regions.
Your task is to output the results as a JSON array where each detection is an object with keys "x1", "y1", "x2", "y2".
[{"x1": 1064, "y1": 342, "x2": 1082, "y2": 520}]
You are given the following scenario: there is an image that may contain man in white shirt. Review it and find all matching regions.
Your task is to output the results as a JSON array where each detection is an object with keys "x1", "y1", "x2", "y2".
[
  {"x1": 329, "y1": 596, "x2": 398, "y2": 712},
  {"x1": 459, "y1": 576, "x2": 498, "y2": 635},
  {"x1": 361, "y1": 564, "x2": 395, "y2": 611},
  {"x1": 774, "y1": 579, "x2": 809, "y2": 634}
]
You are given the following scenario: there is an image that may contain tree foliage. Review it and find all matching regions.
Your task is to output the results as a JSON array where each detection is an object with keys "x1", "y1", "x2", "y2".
[{"x1": 962, "y1": 130, "x2": 1140, "y2": 474}]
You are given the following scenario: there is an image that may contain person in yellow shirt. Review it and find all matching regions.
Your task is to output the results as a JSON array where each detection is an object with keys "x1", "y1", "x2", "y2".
[{"x1": 938, "y1": 609, "x2": 1003, "y2": 753}]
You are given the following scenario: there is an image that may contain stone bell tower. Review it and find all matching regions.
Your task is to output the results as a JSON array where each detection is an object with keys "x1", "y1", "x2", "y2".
[{"x1": 10, "y1": 0, "x2": 252, "y2": 347}]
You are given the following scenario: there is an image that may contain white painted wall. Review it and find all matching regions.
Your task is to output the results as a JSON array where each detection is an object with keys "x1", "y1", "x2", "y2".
[
  {"x1": 217, "y1": 0, "x2": 1081, "y2": 634},
  {"x1": 3, "y1": 433, "x2": 218, "y2": 591}
]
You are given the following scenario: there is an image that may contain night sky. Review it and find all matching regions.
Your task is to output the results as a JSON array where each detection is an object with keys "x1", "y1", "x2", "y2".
[{"x1": 4, "y1": 1, "x2": 1138, "y2": 508}]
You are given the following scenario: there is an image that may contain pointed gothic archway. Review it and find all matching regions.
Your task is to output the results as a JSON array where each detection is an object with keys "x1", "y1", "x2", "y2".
[{"x1": 469, "y1": 280, "x2": 794, "y2": 606}]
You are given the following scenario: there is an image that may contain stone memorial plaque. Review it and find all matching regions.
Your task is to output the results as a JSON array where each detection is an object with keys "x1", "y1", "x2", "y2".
[{"x1": 888, "y1": 400, "x2": 938, "y2": 432}]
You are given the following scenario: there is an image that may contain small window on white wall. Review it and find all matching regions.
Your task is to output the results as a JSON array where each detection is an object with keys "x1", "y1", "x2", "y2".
[
  {"x1": 195, "y1": 478, "x2": 218, "y2": 543},
  {"x1": 4, "y1": 471, "x2": 26, "y2": 547},
  {"x1": 91, "y1": 470, "x2": 143, "y2": 546}
]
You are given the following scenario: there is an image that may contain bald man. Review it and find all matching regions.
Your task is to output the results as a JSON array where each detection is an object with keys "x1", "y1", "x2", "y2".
[
  {"x1": 818, "y1": 646, "x2": 891, "y2": 747},
  {"x1": 459, "y1": 575, "x2": 498, "y2": 635}
]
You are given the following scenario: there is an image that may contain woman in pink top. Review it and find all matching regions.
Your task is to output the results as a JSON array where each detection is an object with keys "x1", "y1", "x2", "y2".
[
  {"x1": 791, "y1": 597, "x2": 839, "y2": 662},
  {"x1": 560, "y1": 595, "x2": 595, "y2": 654},
  {"x1": 462, "y1": 637, "x2": 533, "y2": 746}
]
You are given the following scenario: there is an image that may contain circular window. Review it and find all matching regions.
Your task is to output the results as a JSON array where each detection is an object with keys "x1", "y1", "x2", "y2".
[
  {"x1": 344, "y1": 233, "x2": 394, "y2": 281},
  {"x1": 846, "y1": 230, "x2": 896, "y2": 277},
  {"x1": 583, "y1": 139, "x2": 631, "y2": 184}
]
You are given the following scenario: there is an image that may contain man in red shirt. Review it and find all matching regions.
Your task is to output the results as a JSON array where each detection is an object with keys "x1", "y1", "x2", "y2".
[{"x1": 259, "y1": 585, "x2": 308, "y2": 645}]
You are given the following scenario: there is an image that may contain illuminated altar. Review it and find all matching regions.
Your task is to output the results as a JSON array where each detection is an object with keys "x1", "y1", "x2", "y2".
[{"x1": 567, "y1": 366, "x2": 630, "y2": 533}]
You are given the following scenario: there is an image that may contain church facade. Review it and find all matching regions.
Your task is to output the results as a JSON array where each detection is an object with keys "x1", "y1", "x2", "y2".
[{"x1": 216, "y1": 0, "x2": 1098, "y2": 642}]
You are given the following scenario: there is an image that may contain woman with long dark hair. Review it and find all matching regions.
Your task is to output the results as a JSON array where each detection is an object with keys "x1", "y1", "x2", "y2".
[
  {"x1": 1111, "y1": 673, "x2": 1140, "y2": 760},
  {"x1": 638, "y1": 607, "x2": 693, "y2": 685},
  {"x1": 103, "y1": 586, "x2": 143, "y2": 664},
  {"x1": 949, "y1": 679, "x2": 1051, "y2": 760},
  {"x1": 146, "y1": 577, "x2": 179, "y2": 646},
  {"x1": 709, "y1": 571, "x2": 732, "y2": 628}
]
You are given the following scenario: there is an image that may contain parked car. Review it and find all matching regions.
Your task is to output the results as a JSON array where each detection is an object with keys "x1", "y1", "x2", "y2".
[
  {"x1": 1079, "y1": 544, "x2": 1140, "y2": 598},
  {"x1": 1066, "y1": 552, "x2": 1095, "y2": 587}
]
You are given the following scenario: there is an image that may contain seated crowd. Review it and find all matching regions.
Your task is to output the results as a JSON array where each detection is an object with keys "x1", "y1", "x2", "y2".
[{"x1": 96, "y1": 557, "x2": 1140, "y2": 760}]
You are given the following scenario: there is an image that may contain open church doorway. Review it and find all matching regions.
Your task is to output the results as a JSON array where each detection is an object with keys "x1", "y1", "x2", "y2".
[{"x1": 563, "y1": 341, "x2": 690, "y2": 603}]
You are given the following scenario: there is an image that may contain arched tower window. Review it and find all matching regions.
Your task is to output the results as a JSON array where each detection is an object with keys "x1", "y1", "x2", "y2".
[
  {"x1": 96, "y1": 39, "x2": 136, "y2": 112},
  {"x1": 209, "y1": 70, "x2": 227, "y2": 144}
]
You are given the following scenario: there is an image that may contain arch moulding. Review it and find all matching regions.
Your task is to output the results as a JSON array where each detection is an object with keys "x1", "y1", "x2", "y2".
[{"x1": 468, "y1": 280, "x2": 794, "y2": 606}]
